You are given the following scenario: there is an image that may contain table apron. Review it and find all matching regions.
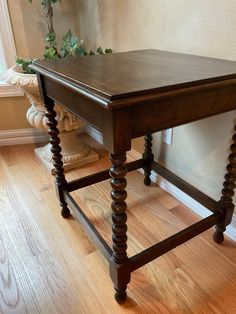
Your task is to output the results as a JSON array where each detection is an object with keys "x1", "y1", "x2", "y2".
[
  {"x1": 43, "y1": 77, "x2": 106, "y2": 132},
  {"x1": 130, "y1": 83, "x2": 236, "y2": 137},
  {"x1": 42, "y1": 75, "x2": 236, "y2": 152}
]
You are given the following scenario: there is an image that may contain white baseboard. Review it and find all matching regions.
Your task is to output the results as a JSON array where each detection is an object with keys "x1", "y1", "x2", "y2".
[
  {"x1": 0, "y1": 125, "x2": 96, "y2": 147},
  {"x1": 0, "y1": 128, "x2": 49, "y2": 146}
]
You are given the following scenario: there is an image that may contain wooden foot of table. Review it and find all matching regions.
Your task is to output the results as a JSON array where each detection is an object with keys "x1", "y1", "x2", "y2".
[
  {"x1": 213, "y1": 228, "x2": 225, "y2": 244},
  {"x1": 115, "y1": 288, "x2": 127, "y2": 303},
  {"x1": 61, "y1": 203, "x2": 71, "y2": 218},
  {"x1": 109, "y1": 260, "x2": 130, "y2": 304}
]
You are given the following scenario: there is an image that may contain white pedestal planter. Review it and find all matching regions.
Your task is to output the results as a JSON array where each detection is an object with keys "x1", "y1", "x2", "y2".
[{"x1": 4, "y1": 66, "x2": 99, "y2": 173}]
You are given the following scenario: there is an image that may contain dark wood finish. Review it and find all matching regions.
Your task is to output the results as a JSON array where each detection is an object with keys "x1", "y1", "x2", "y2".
[
  {"x1": 109, "y1": 153, "x2": 128, "y2": 302},
  {"x1": 143, "y1": 133, "x2": 154, "y2": 186},
  {"x1": 44, "y1": 96, "x2": 70, "y2": 218},
  {"x1": 64, "y1": 191, "x2": 112, "y2": 260},
  {"x1": 129, "y1": 81, "x2": 236, "y2": 138},
  {"x1": 31, "y1": 49, "x2": 236, "y2": 303},
  {"x1": 67, "y1": 159, "x2": 144, "y2": 193},
  {"x1": 43, "y1": 77, "x2": 105, "y2": 131},
  {"x1": 129, "y1": 212, "x2": 220, "y2": 272},
  {"x1": 32, "y1": 51, "x2": 236, "y2": 153},
  {"x1": 32, "y1": 50, "x2": 236, "y2": 103},
  {"x1": 213, "y1": 124, "x2": 236, "y2": 243},
  {"x1": 102, "y1": 109, "x2": 132, "y2": 154},
  {"x1": 109, "y1": 153, "x2": 128, "y2": 264},
  {"x1": 152, "y1": 161, "x2": 218, "y2": 212},
  {"x1": 109, "y1": 259, "x2": 131, "y2": 304}
]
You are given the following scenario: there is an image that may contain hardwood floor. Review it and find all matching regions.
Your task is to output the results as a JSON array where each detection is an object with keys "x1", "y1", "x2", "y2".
[{"x1": 0, "y1": 135, "x2": 236, "y2": 314}]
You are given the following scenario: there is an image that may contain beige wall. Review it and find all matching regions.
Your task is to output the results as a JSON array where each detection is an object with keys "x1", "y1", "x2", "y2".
[
  {"x1": 0, "y1": 96, "x2": 30, "y2": 129},
  {"x1": 0, "y1": 0, "x2": 76, "y2": 131},
  {"x1": 75, "y1": 1, "x2": 236, "y2": 217}
]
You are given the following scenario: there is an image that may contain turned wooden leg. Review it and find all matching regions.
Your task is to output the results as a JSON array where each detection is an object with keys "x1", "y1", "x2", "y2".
[
  {"x1": 213, "y1": 125, "x2": 236, "y2": 243},
  {"x1": 109, "y1": 153, "x2": 129, "y2": 303},
  {"x1": 143, "y1": 133, "x2": 154, "y2": 186},
  {"x1": 45, "y1": 97, "x2": 70, "y2": 218}
]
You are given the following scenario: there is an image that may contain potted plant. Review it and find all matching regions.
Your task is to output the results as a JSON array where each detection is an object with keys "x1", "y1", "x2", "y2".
[{"x1": 4, "y1": 0, "x2": 112, "y2": 173}]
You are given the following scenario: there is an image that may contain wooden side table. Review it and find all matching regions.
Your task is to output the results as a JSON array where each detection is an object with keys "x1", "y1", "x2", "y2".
[{"x1": 32, "y1": 49, "x2": 236, "y2": 303}]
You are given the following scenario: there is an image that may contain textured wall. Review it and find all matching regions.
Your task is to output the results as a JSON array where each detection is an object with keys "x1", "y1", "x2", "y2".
[
  {"x1": 75, "y1": 0, "x2": 236, "y2": 59},
  {"x1": 74, "y1": 0, "x2": 236, "y2": 210}
]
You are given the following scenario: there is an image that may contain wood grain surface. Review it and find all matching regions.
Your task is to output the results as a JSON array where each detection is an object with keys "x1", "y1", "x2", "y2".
[
  {"x1": 33, "y1": 49, "x2": 236, "y2": 101},
  {"x1": 0, "y1": 134, "x2": 236, "y2": 313}
]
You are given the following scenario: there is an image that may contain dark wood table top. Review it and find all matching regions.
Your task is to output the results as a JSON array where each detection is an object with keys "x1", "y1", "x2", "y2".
[
  {"x1": 33, "y1": 49, "x2": 236, "y2": 152},
  {"x1": 33, "y1": 49, "x2": 236, "y2": 108}
]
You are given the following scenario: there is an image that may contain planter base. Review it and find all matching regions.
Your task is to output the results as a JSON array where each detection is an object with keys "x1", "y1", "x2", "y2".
[
  {"x1": 4, "y1": 66, "x2": 100, "y2": 174},
  {"x1": 35, "y1": 145, "x2": 99, "y2": 174}
]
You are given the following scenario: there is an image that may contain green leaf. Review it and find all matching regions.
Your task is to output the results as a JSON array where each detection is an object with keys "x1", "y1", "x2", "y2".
[
  {"x1": 62, "y1": 30, "x2": 72, "y2": 43},
  {"x1": 44, "y1": 47, "x2": 60, "y2": 60},
  {"x1": 41, "y1": 0, "x2": 60, "y2": 9},
  {"x1": 96, "y1": 47, "x2": 104, "y2": 55},
  {"x1": 74, "y1": 46, "x2": 86, "y2": 57},
  {"x1": 46, "y1": 31, "x2": 57, "y2": 47},
  {"x1": 105, "y1": 48, "x2": 113, "y2": 54},
  {"x1": 60, "y1": 30, "x2": 81, "y2": 57},
  {"x1": 15, "y1": 57, "x2": 36, "y2": 74}
]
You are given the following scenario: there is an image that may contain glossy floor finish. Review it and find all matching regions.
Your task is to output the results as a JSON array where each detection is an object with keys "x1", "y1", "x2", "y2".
[{"x1": 0, "y1": 136, "x2": 236, "y2": 313}]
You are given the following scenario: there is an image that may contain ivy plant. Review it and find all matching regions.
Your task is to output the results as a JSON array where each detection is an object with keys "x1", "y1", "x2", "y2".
[
  {"x1": 16, "y1": 57, "x2": 37, "y2": 74},
  {"x1": 17, "y1": 0, "x2": 112, "y2": 73}
]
